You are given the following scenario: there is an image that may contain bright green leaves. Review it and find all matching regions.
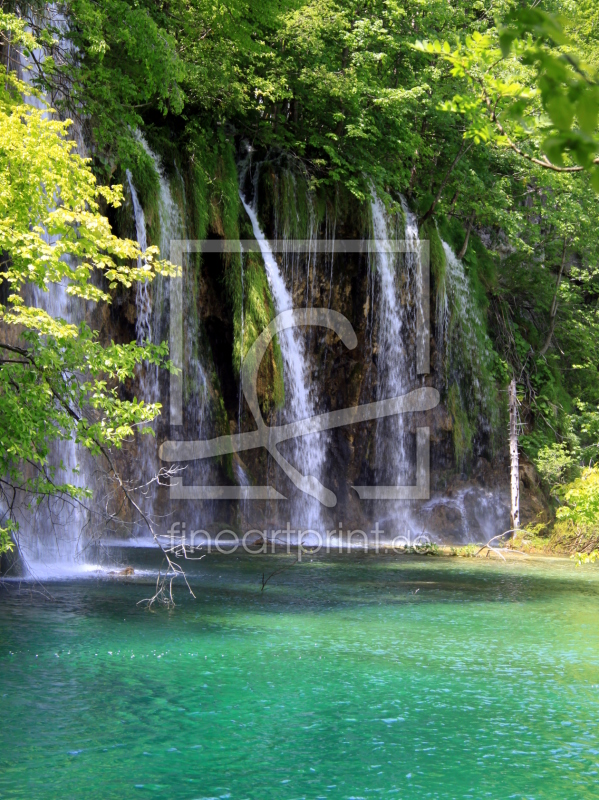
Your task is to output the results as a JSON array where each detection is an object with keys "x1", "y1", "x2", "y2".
[
  {"x1": 0, "y1": 521, "x2": 16, "y2": 556},
  {"x1": 0, "y1": 13, "x2": 181, "y2": 531},
  {"x1": 577, "y1": 91, "x2": 599, "y2": 136},
  {"x1": 498, "y1": 8, "x2": 569, "y2": 58},
  {"x1": 0, "y1": 83, "x2": 179, "y2": 330},
  {"x1": 545, "y1": 91, "x2": 574, "y2": 132},
  {"x1": 417, "y1": 8, "x2": 599, "y2": 182},
  {"x1": 556, "y1": 467, "x2": 599, "y2": 528},
  {"x1": 525, "y1": 38, "x2": 599, "y2": 169},
  {"x1": 0, "y1": 9, "x2": 39, "y2": 55},
  {"x1": 498, "y1": 10, "x2": 599, "y2": 172}
]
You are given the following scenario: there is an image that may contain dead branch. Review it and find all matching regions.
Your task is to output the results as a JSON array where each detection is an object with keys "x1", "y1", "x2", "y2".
[{"x1": 474, "y1": 530, "x2": 529, "y2": 559}]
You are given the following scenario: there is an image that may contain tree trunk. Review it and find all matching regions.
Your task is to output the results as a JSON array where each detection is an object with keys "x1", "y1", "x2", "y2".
[
  {"x1": 457, "y1": 212, "x2": 475, "y2": 259},
  {"x1": 408, "y1": 155, "x2": 419, "y2": 190},
  {"x1": 420, "y1": 141, "x2": 472, "y2": 224},
  {"x1": 448, "y1": 190, "x2": 459, "y2": 215},
  {"x1": 539, "y1": 238, "x2": 567, "y2": 357}
]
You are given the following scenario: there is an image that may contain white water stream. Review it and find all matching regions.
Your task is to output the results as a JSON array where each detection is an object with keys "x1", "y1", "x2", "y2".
[
  {"x1": 7, "y1": 10, "x2": 96, "y2": 575},
  {"x1": 239, "y1": 175, "x2": 326, "y2": 533},
  {"x1": 125, "y1": 171, "x2": 152, "y2": 346},
  {"x1": 369, "y1": 193, "x2": 417, "y2": 502},
  {"x1": 439, "y1": 239, "x2": 492, "y2": 397}
]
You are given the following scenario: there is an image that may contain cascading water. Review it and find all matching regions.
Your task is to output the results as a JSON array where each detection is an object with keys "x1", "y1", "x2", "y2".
[
  {"x1": 132, "y1": 138, "x2": 183, "y2": 409},
  {"x1": 6, "y1": 9, "x2": 96, "y2": 575},
  {"x1": 271, "y1": 167, "x2": 318, "y2": 308},
  {"x1": 17, "y1": 273, "x2": 92, "y2": 574},
  {"x1": 127, "y1": 139, "x2": 212, "y2": 532},
  {"x1": 439, "y1": 239, "x2": 493, "y2": 402},
  {"x1": 123, "y1": 150, "x2": 165, "y2": 533},
  {"x1": 239, "y1": 169, "x2": 327, "y2": 535},
  {"x1": 369, "y1": 192, "x2": 418, "y2": 533},
  {"x1": 7, "y1": 12, "x2": 512, "y2": 563},
  {"x1": 141, "y1": 138, "x2": 209, "y2": 421},
  {"x1": 325, "y1": 206, "x2": 336, "y2": 310},
  {"x1": 125, "y1": 170, "x2": 151, "y2": 346}
]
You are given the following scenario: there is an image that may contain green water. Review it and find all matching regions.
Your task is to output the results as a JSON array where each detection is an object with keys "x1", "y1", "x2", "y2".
[{"x1": 1, "y1": 553, "x2": 599, "y2": 799}]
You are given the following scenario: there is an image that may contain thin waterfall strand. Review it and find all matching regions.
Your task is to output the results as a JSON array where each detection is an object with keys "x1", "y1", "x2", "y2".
[
  {"x1": 239, "y1": 182, "x2": 326, "y2": 532},
  {"x1": 126, "y1": 170, "x2": 152, "y2": 346}
]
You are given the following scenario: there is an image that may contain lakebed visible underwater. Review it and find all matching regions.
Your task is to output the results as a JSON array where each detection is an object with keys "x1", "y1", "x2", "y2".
[{"x1": 1, "y1": 553, "x2": 598, "y2": 799}]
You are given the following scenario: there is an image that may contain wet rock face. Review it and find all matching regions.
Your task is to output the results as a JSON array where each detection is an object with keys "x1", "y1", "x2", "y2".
[
  {"x1": 423, "y1": 484, "x2": 511, "y2": 545},
  {"x1": 110, "y1": 158, "x2": 547, "y2": 545}
]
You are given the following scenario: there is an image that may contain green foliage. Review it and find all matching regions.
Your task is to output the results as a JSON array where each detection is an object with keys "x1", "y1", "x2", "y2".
[
  {"x1": 535, "y1": 442, "x2": 579, "y2": 490},
  {"x1": 447, "y1": 383, "x2": 474, "y2": 465},
  {"x1": 450, "y1": 544, "x2": 480, "y2": 557},
  {"x1": 556, "y1": 467, "x2": 599, "y2": 528},
  {"x1": 421, "y1": 219, "x2": 446, "y2": 290},
  {"x1": 416, "y1": 8, "x2": 599, "y2": 178},
  {"x1": 121, "y1": 143, "x2": 161, "y2": 241},
  {"x1": 186, "y1": 130, "x2": 240, "y2": 243},
  {"x1": 572, "y1": 549, "x2": 599, "y2": 566},
  {"x1": 183, "y1": 134, "x2": 285, "y2": 411},
  {"x1": 0, "y1": 519, "x2": 16, "y2": 557},
  {"x1": 44, "y1": 0, "x2": 183, "y2": 169},
  {"x1": 437, "y1": 215, "x2": 501, "y2": 456},
  {"x1": 0, "y1": 13, "x2": 178, "y2": 545},
  {"x1": 229, "y1": 243, "x2": 285, "y2": 412}
]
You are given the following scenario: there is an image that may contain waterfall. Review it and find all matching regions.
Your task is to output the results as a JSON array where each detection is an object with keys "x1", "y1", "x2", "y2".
[
  {"x1": 239, "y1": 176, "x2": 327, "y2": 534},
  {"x1": 5, "y1": 10, "x2": 96, "y2": 575},
  {"x1": 325, "y1": 206, "x2": 336, "y2": 310},
  {"x1": 134, "y1": 137, "x2": 207, "y2": 416},
  {"x1": 369, "y1": 193, "x2": 417, "y2": 504},
  {"x1": 126, "y1": 171, "x2": 152, "y2": 346},
  {"x1": 131, "y1": 138, "x2": 183, "y2": 409},
  {"x1": 17, "y1": 272, "x2": 92, "y2": 575},
  {"x1": 127, "y1": 139, "x2": 212, "y2": 531},
  {"x1": 123, "y1": 148, "x2": 167, "y2": 528},
  {"x1": 17, "y1": 191, "x2": 91, "y2": 572},
  {"x1": 440, "y1": 240, "x2": 492, "y2": 402}
]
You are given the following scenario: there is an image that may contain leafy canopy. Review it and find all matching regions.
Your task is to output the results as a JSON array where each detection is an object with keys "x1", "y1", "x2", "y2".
[{"x1": 415, "y1": 7, "x2": 599, "y2": 184}]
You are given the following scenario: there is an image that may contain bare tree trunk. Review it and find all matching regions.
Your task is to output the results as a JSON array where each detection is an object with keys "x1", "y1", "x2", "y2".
[
  {"x1": 448, "y1": 190, "x2": 459, "y2": 215},
  {"x1": 457, "y1": 212, "x2": 475, "y2": 259},
  {"x1": 509, "y1": 379, "x2": 520, "y2": 530},
  {"x1": 539, "y1": 238, "x2": 567, "y2": 357},
  {"x1": 408, "y1": 155, "x2": 419, "y2": 190}
]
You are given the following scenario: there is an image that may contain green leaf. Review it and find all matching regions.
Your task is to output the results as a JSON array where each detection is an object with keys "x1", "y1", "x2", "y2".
[
  {"x1": 498, "y1": 31, "x2": 515, "y2": 58},
  {"x1": 577, "y1": 94, "x2": 599, "y2": 135},
  {"x1": 541, "y1": 135, "x2": 566, "y2": 167},
  {"x1": 546, "y1": 95, "x2": 574, "y2": 131}
]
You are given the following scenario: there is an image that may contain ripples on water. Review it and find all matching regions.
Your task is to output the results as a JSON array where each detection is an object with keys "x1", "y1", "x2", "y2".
[{"x1": 1, "y1": 554, "x2": 598, "y2": 799}]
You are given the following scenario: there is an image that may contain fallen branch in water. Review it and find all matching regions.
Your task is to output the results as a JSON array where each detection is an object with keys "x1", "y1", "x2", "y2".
[
  {"x1": 259, "y1": 530, "x2": 318, "y2": 591},
  {"x1": 260, "y1": 556, "x2": 299, "y2": 592},
  {"x1": 474, "y1": 530, "x2": 529, "y2": 560}
]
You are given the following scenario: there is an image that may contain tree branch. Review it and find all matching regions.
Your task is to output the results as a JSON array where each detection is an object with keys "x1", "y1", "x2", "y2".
[
  {"x1": 420, "y1": 140, "x2": 473, "y2": 223},
  {"x1": 0, "y1": 342, "x2": 191, "y2": 605},
  {"x1": 484, "y1": 95, "x2": 597, "y2": 173},
  {"x1": 457, "y1": 211, "x2": 475, "y2": 259},
  {"x1": 539, "y1": 237, "x2": 568, "y2": 357}
]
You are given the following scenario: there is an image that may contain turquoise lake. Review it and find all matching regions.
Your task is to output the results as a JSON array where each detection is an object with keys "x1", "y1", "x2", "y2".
[{"x1": 1, "y1": 553, "x2": 598, "y2": 799}]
